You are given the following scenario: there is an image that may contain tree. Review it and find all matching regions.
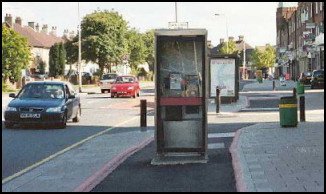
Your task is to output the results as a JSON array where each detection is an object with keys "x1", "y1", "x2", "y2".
[
  {"x1": 142, "y1": 30, "x2": 155, "y2": 72},
  {"x1": 81, "y1": 10, "x2": 128, "y2": 74},
  {"x1": 126, "y1": 29, "x2": 146, "y2": 71},
  {"x1": 64, "y1": 37, "x2": 78, "y2": 70},
  {"x1": 2, "y1": 25, "x2": 32, "y2": 82},
  {"x1": 38, "y1": 59, "x2": 46, "y2": 74},
  {"x1": 49, "y1": 42, "x2": 66, "y2": 77},
  {"x1": 250, "y1": 45, "x2": 276, "y2": 70},
  {"x1": 220, "y1": 40, "x2": 238, "y2": 54}
]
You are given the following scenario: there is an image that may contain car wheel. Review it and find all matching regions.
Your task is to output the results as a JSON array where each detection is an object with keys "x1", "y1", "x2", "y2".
[
  {"x1": 132, "y1": 92, "x2": 136, "y2": 98},
  {"x1": 101, "y1": 89, "x2": 105, "y2": 93},
  {"x1": 73, "y1": 106, "x2": 81, "y2": 123},
  {"x1": 111, "y1": 93, "x2": 115, "y2": 98},
  {"x1": 137, "y1": 90, "x2": 140, "y2": 97},
  {"x1": 311, "y1": 84, "x2": 314, "y2": 89},
  {"x1": 58, "y1": 112, "x2": 67, "y2": 129},
  {"x1": 5, "y1": 122, "x2": 14, "y2": 129}
]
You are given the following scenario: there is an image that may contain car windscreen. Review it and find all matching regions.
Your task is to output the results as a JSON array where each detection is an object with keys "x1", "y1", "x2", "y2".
[
  {"x1": 303, "y1": 72, "x2": 312, "y2": 77},
  {"x1": 115, "y1": 77, "x2": 135, "y2": 83},
  {"x1": 102, "y1": 74, "x2": 117, "y2": 80},
  {"x1": 313, "y1": 71, "x2": 324, "y2": 78},
  {"x1": 18, "y1": 84, "x2": 65, "y2": 99}
]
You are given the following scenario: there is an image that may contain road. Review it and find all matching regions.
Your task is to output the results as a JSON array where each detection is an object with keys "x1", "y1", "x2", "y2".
[{"x1": 2, "y1": 86, "x2": 155, "y2": 180}]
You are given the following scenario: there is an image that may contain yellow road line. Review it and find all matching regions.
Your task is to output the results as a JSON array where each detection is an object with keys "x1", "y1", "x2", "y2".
[
  {"x1": 2, "y1": 116, "x2": 140, "y2": 185},
  {"x1": 279, "y1": 104, "x2": 297, "y2": 108}
]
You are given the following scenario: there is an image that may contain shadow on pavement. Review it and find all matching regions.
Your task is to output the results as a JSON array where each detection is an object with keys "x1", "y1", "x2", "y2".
[{"x1": 92, "y1": 141, "x2": 236, "y2": 192}]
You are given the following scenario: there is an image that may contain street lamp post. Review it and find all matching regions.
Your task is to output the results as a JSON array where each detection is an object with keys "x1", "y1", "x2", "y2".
[
  {"x1": 78, "y1": 2, "x2": 82, "y2": 93},
  {"x1": 243, "y1": 37, "x2": 246, "y2": 80},
  {"x1": 175, "y1": 2, "x2": 178, "y2": 22},
  {"x1": 215, "y1": 13, "x2": 229, "y2": 54}
]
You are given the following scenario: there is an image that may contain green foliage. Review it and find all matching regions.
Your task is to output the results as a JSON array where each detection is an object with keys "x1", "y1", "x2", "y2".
[
  {"x1": 250, "y1": 45, "x2": 276, "y2": 70},
  {"x1": 65, "y1": 37, "x2": 78, "y2": 65},
  {"x1": 220, "y1": 40, "x2": 238, "y2": 54},
  {"x1": 38, "y1": 59, "x2": 46, "y2": 74},
  {"x1": 142, "y1": 30, "x2": 155, "y2": 71},
  {"x1": 49, "y1": 43, "x2": 66, "y2": 77},
  {"x1": 2, "y1": 25, "x2": 32, "y2": 82},
  {"x1": 146, "y1": 71, "x2": 154, "y2": 81},
  {"x1": 2, "y1": 80, "x2": 8, "y2": 92},
  {"x1": 126, "y1": 29, "x2": 146, "y2": 70},
  {"x1": 81, "y1": 10, "x2": 128, "y2": 72}
]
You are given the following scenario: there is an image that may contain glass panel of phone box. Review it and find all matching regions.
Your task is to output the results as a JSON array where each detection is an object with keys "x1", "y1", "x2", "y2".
[
  {"x1": 159, "y1": 40, "x2": 203, "y2": 98},
  {"x1": 158, "y1": 39, "x2": 203, "y2": 122}
]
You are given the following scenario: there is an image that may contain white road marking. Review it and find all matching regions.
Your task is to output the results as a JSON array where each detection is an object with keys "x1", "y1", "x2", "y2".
[{"x1": 208, "y1": 132, "x2": 236, "y2": 138}]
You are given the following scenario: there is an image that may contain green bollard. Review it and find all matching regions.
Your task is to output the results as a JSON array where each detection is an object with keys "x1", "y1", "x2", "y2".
[{"x1": 296, "y1": 82, "x2": 304, "y2": 94}]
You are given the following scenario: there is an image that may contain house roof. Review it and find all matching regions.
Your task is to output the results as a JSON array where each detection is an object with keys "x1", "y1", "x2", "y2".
[
  {"x1": 256, "y1": 46, "x2": 268, "y2": 52},
  {"x1": 235, "y1": 40, "x2": 254, "y2": 51},
  {"x1": 209, "y1": 40, "x2": 254, "y2": 55},
  {"x1": 3, "y1": 22, "x2": 64, "y2": 48}
]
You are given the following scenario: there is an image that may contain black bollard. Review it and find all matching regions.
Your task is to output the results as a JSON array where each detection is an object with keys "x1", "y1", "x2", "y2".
[
  {"x1": 273, "y1": 80, "x2": 275, "y2": 91},
  {"x1": 216, "y1": 87, "x2": 220, "y2": 113},
  {"x1": 300, "y1": 96, "x2": 306, "y2": 122},
  {"x1": 293, "y1": 88, "x2": 297, "y2": 98},
  {"x1": 140, "y1": 99, "x2": 147, "y2": 127}
]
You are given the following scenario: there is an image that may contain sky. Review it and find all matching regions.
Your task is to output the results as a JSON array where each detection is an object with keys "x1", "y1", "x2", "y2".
[{"x1": 2, "y1": 2, "x2": 279, "y2": 47}]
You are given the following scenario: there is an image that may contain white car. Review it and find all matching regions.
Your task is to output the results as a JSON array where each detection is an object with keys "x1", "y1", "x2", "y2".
[{"x1": 100, "y1": 73, "x2": 120, "y2": 93}]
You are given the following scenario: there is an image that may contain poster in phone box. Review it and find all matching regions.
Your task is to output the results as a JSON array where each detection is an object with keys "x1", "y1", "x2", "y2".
[{"x1": 210, "y1": 58, "x2": 236, "y2": 97}]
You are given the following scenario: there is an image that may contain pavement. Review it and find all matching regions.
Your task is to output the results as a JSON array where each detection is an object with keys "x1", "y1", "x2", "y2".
[
  {"x1": 230, "y1": 122, "x2": 324, "y2": 192},
  {"x1": 230, "y1": 80, "x2": 324, "y2": 192}
]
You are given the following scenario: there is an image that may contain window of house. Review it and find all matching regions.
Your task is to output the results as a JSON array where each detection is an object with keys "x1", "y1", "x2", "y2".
[{"x1": 321, "y1": 2, "x2": 323, "y2": 12}]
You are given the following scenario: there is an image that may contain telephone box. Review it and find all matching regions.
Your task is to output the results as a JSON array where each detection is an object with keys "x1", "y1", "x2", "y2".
[{"x1": 152, "y1": 29, "x2": 208, "y2": 165}]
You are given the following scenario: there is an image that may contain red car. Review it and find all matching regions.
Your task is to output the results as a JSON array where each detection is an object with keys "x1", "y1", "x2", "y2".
[{"x1": 110, "y1": 75, "x2": 140, "y2": 98}]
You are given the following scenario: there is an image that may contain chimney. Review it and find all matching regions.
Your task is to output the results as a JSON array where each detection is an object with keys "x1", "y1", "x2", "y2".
[
  {"x1": 63, "y1": 29, "x2": 69, "y2": 38},
  {"x1": 207, "y1": 40, "x2": 213, "y2": 49},
  {"x1": 35, "y1": 23, "x2": 40, "y2": 32},
  {"x1": 50, "y1": 26, "x2": 57, "y2": 36},
  {"x1": 69, "y1": 31, "x2": 75, "y2": 39},
  {"x1": 28, "y1": 22, "x2": 35, "y2": 30},
  {"x1": 5, "y1": 14, "x2": 13, "y2": 26},
  {"x1": 238, "y1": 35, "x2": 244, "y2": 42},
  {"x1": 42, "y1": 24, "x2": 48, "y2": 34},
  {"x1": 15, "y1": 17, "x2": 22, "y2": 26},
  {"x1": 220, "y1": 38, "x2": 225, "y2": 44},
  {"x1": 228, "y1": 36, "x2": 234, "y2": 42}
]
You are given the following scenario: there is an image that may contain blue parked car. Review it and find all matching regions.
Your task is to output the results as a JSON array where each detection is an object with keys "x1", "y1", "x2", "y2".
[{"x1": 4, "y1": 81, "x2": 81, "y2": 129}]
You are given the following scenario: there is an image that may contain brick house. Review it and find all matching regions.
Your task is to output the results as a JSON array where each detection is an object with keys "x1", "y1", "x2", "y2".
[{"x1": 276, "y1": 2, "x2": 324, "y2": 80}]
